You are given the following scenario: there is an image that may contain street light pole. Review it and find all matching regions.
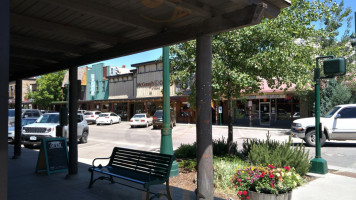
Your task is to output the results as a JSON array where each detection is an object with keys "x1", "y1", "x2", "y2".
[
  {"x1": 160, "y1": 46, "x2": 178, "y2": 177},
  {"x1": 309, "y1": 56, "x2": 333, "y2": 174}
]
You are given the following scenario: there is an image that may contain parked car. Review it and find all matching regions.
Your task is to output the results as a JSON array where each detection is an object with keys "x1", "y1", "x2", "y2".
[
  {"x1": 8, "y1": 109, "x2": 41, "y2": 126},
  {"x1": 152, "y1": 109, "x2": 176, "y2": 129},
  {"x1": 84, "y1": 111, "x2": 102, "y2": 124},
  {"x1": 77, "y1": 110, "x2": 87, "y2": 115},
  {"x1": 96, "y1": 112, "x2": 121, "y2": 125},
  {"x1": 22, "y1": 113, "x2": 89, "y2": 148},
  {"x1": 291, "y1": 104, "x2": 356, "y2": 147},
  {"x1": 129, "y1": 113, "x2": 152, "y2": 128},
  {"x1": 8, "y1": 117, "x2": 38, "y2": 143}
]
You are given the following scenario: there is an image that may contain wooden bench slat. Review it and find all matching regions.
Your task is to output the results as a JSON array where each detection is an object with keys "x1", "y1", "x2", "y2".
[
  {"x1": 113, "y1": 151, "x2": 172, "y2": 164},
  {"x1": 112, "y1": 154, "x2": 171, "y2": 166},
  {"x1": 110, "y1": 161, "x2": 168, "y2": 177},
  {"x1": 89, "y1": 147, "x2": 174, "y2": 200}
]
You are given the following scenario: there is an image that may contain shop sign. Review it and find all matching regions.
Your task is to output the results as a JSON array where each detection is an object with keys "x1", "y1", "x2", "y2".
[
  {"x1": 248, "y1": 95, "x2": 286, "y2": 99},
  {"x1": 137, "y1": 80, "x2": 163, "y2": 88},
  {"x1": 90, "y1": 74, "x2": 95, "y2": 96}
]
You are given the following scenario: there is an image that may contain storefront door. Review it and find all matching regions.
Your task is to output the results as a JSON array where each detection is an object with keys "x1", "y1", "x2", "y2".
[{"x1": 260, "y1": 102, "x2": 270, "y2": 126}]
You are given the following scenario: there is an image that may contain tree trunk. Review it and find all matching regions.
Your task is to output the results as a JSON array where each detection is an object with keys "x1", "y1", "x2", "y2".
[{"x1": 227, "y1": 92, "x2": 234, "y2": 154}]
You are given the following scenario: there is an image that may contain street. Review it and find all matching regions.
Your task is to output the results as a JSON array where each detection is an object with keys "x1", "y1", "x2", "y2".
[{"x1": 75, "y1": 122, "x2": 356, "y2": 172}]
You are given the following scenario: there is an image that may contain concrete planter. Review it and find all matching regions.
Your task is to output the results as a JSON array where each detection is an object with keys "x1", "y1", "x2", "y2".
[{"x1": 248, "y1": 190, "x2": 292, "y2": 200}]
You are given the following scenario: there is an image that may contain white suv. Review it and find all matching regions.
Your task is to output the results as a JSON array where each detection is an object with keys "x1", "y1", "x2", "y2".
[
  {"x1": 291, "y1": 104, "x2": 356, "y2": 146},
  {"x1": 84, "y1": 111, "x2": 102, "y2": 124},
  {"x1": 22, "y1": 113, "x2": 89, "y2": 148}
]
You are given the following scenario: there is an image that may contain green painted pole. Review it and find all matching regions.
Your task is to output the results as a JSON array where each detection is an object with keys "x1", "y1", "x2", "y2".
[
  {"x1": 160, "y1": 46, "x2": 179, "y2": 177},
  {"x1": 314, "y1": 66, "x2": 321, "y2": 158},
  {"x1": 219, "y1": 113, "x2": 222, "y2": 125},
  {"x1": 310, "y1": 56, "x2": 332, "y2": 174}
]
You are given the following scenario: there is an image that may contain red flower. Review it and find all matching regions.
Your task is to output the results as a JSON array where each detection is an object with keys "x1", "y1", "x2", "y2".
[
  {"x1": 238, "y1": 191, "x2": 242, "y2": 196},
  {"x1": 269, "y1": 174, "x2": 274, "y2": 178},
  {"x1": 240, "y1": 183, "x2": 243, "y2": 186},
  {"x1": 260, "y1": 171, "x2": 265, "y2": 177},
  {"x1": 246, "y1": 196, "x2": 250, "y2": 200},
  {"x1": 238, "y1": 179, "x2": 242, "y2": 182},
  {"x1": 241, "y1": 198, "x2": 244, "y2": 200},
  {"x1": 270, "y1": 181, "x2": 275, "y2": 188},
  {"x1": 243, "y1": 191, "x2": 247, "y2": 195},
  {"x1": 284, "y1": 166, "x2": 291, "y2": 171}
]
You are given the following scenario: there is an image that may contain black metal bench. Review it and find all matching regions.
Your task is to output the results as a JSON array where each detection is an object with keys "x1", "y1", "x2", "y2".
[{"x1": 88, "y1": 147, "x2": 174, "y2": 200}]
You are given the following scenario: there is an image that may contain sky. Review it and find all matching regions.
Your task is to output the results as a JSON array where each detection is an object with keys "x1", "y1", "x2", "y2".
[
  {"x1": 84, "y1": 0, "x2": 356, "y2": 70},
  {"x1": 83, "y1": 48, "x2": 162, "y2": 70}
]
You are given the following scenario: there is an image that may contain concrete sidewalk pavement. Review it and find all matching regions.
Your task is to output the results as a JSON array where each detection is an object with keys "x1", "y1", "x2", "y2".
[
  {"x1": 7, "y1": 145, "x2": 356, "y2": 200},
  {"x1": 292, "y1": 170, "x2": 356, "y2": 200}
]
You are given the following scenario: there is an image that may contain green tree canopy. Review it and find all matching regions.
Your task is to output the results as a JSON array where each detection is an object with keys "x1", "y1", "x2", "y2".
[
  {"x1": 170, "y1": 0, "x2": 353, "y2": 153},
  {"x1": 27, "y1": 71, "x2": 65, "y2": 109}
]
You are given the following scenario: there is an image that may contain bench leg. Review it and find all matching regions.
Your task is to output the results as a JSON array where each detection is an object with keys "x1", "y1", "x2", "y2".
[
  {"x1": 146, "y1": 187, "x2": 150, "y2": 200},
  {"x1": 166, "y1": 181, "x2": 172, "y2": 200},
  {"x1": 110, "y1": 175, "x2": 115, "y2": 184},
  {"x1": 88, "y1": 171, "x2": 94, "y2": 188}
]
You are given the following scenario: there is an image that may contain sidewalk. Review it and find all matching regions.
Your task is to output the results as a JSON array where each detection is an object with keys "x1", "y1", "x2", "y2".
[{"x1": 7, "y1": 145, "x2": 356, "y2": 200}]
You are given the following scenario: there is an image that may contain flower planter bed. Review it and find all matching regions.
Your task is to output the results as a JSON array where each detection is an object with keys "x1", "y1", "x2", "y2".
[{"x1": 248, "y1": 190, "x2": 292, "y2": 200}]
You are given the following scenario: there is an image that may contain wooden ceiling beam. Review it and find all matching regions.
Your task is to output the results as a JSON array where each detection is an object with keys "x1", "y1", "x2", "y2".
[
  {"x1": 39, "y1": 0, "x2": 161, "y2": 33},
  {"x1": 11, "y1": 13, "x2": 126, "y2": 46},
  {"x1": 164, "y1": 0, "x2": 212, "y2": 18},
  {"x1": 11, "y1": 34, "x2": 93, "y2": 56},
  {"x1": 233, "y1": 0, "x2": 282, "y2": 19},
  {"x1": 28, "y1": 4, "x2": 266, "y2": 69},
  {"x1": 10, "y1": 47, "x2": 65, "y2": 62},
  {"x1": 9, "y1": 3, "x2": 280, "y2": 82}
]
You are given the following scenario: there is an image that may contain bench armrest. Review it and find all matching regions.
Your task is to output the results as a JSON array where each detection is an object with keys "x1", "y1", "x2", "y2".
[{"x1": 92, "y1": 157, "x2": 111, "y2": 168}]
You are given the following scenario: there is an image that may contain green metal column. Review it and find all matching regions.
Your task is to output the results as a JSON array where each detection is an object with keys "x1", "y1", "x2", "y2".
[
  {"x1": 160, "y1": 46, "x2": 179, "y2": 177},
  {"x1": 309, "y1": 56, "x2": 332, "y2": 174}
]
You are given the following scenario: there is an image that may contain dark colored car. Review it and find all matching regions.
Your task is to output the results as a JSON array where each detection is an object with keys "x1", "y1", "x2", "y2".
[{"x1": 152, "y1": 110, "x2": 176, "y2": 129}]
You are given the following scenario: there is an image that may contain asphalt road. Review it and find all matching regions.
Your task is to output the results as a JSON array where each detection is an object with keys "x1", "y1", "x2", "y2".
[{"x1": 75, "y1": 122, "x2": 356, "y2": 172}]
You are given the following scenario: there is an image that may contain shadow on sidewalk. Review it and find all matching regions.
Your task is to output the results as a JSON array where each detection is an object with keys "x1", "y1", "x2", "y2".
[{"x1": 8, "y1": 145, "x2": 223, "y2": 200}]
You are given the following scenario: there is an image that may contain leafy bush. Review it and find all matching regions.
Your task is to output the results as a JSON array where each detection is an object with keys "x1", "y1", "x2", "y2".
[
  {"x1": 242, "y1": 134, "x2": 311, "y2": 176},
  {"x1": 177, "y1": 159, "x2": 196, "y2": 171},
  {"x1": 174, "y1": 137, "x2": 238, "y2": 159},
  {"x1": 174, "y1": 142, "x2": 196, "y2": 158},
  {"x1": 213, "y1": 156, "x2": 248, "y2": 193}
]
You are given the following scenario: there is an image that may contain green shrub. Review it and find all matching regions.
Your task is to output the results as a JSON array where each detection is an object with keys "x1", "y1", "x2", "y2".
[
  {"x1": 174, "y1": 137, "x2": 238, "y2": 159},
  {"x1": 213, "y1": 156, "x2": 248, "y2": 193},
  {"x1": 177, "y1": 159, "x2": 196, "y2": 171},
  {"x1": 243, "y1": 134, "x2": 311, "y2": 176},
  {"x1": 174, "y1": 142, "x2": 196, "y2": 159}
]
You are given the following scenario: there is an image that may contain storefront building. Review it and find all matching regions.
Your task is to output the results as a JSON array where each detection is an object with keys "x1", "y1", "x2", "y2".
[
  {"x1": 54, "y1": 62, "x2": 302, "y2": 127},
  {"x1": 221, "y1": 81, "x2": 300, "y2": 128}
]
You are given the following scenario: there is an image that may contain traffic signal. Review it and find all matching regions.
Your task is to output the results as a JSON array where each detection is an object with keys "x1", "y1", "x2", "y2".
[{"x1": 323, "y1": 58, "x2": 346, "y2": 77}]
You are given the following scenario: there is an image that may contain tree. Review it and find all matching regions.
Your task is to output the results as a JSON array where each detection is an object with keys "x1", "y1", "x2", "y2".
[
  {"x1": 170, "y1": 0, "x2": 353, "y2": 154},
  {"x1": 320, "y1": 79, "x2": 352, "y2": 115},
  {"x1": 27, "y1": 71, "x2": 65, "y2": 109}
]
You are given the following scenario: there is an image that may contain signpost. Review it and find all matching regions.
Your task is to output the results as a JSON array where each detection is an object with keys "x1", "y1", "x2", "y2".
[
  {"x1": 310, "y1": 56, "x2": 346, "y2": 174},
  {"x1": 36, "y1": 138, "x2": 69, "y2": 175},
  {"x1": 218, "y1": 106, "x2": 222, "y2": 125}
]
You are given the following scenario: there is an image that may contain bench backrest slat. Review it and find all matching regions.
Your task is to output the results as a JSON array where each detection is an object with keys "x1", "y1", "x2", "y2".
[{"x1": 108, "y1": 147, "x2": 173, "y2": 179}]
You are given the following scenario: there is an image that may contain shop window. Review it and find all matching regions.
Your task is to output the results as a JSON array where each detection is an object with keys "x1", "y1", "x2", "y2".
[{"x1": 180, "y1": 102, "x2": 190, "y2": 117}]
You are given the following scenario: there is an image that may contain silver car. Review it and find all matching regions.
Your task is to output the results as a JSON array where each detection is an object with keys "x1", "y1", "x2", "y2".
[{"x1": 22, "y1": 113, "x2": 89, "y2": 148}]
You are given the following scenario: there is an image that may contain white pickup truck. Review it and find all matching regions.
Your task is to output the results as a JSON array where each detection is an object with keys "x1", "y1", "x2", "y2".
[
  {"x1": 291, "y1": 104, "x2": 356, "y2": 147},
  {"x1": 22, "y1": 113, "x2": 89, "y2": 148}
]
